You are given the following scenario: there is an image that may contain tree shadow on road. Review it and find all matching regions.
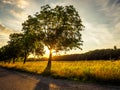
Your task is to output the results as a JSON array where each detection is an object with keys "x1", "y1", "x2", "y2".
[
  {"x1": 34, "y1": 81, "x2": 50, "y2": 90},
  {"x1": 34, "y1": 78, "x2": 60, "y2": 90},
  {"x1": 34, "y1": 79, "x2": 120, "y2": 90}
]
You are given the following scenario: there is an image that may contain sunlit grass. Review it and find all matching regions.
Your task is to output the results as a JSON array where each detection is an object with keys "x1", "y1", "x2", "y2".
[{"x1": 0, "y1": 60, "x2": 120, "y2": 82}]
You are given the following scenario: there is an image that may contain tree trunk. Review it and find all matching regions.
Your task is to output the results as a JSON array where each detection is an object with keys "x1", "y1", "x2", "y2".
[
  {"x1": 13, "y1": 57, "x2": 15, "y2": 64},
  {"x1": 44, "y1": 49, "x2": 52, "y2": 74},
  {"x1": 33, "y1": 49, "x2": 36, "y2": 58},
  {"x1": 23, "y1": 50, "x2": 27, "y2": 64}
]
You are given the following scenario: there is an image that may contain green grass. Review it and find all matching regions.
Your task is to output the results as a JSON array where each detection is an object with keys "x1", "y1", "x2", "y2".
[{"x1": 0, "y1": 60, "x2": 120, "y2": 84}]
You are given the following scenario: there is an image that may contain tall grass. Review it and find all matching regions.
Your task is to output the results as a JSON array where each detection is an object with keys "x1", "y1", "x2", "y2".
[{"x1": 0, "y1": 60, "x2": 120, "y2": 83}]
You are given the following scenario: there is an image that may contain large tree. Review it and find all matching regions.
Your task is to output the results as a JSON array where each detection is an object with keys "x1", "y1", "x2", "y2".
[{"x1": 22, "y1": 5, "x2": 84, "y2": 73}]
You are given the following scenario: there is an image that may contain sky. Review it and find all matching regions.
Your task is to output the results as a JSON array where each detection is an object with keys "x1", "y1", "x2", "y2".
[{"x1": 0, "y1": 0, "x2": 120, "y2": 54}]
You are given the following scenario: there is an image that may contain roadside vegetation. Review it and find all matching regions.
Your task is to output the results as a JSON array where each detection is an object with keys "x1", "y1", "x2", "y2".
[{"x1": 0, "y1": 60, "x2": 120, "y2": 84}]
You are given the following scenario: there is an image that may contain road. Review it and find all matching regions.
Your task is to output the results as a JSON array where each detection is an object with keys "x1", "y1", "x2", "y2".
[{"x1": 0, "y1": 68, "x2": 120, "y2": 90}]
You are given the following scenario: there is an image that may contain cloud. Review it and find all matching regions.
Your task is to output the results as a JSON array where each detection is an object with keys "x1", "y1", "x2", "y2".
[
  {"x1": 95, "y1": 0, "x2": 120, "y2": 47},
  {"x1": 82, "y1": 22, "x2": 116, "y2": 51},
  {"x1": 0, "y1": 24, "x2": 19, "y2": 47},
  {"x1": 0, "y1": 0, "x2": 30, "y2": 30},
  {"x1": 0, "y1": 0, "x2": 120, "y2": 51},
  {"x1": 0, "y1": 24, "x2": 14, "y2": 35},
  {"x1": 10, "y1": 9, "x2": 27, "y2": 21},
  {"x1": 79, "y1": 0, "x2": 120, "y2": 51},
  {"x1": 16, "y1": 0, "x2": 29, "y2": 9},
  {"x1": 112, "y1": 22, "x2": 120, "y2": 41},
  {"x1": 2, "y1": 0, "x2": 14, "y2": 7},
  {"x1": 49, "y1": 1, "x2": 66, "y2": 8},
  {"x1": 95, "y1": 0, "x2": 120, "y2": 23},
  {"x1": 2, "y1": 0, "x2": 13, "y2": 4},
  {"x1": 2, "y1": 0, "x2": 29, "y2": 9},
  {"x1": 115, "y1": 22, "x2": 120, "y2": 30}
]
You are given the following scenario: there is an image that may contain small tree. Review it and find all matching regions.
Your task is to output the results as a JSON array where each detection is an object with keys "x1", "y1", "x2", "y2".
[
  {"x1": 22, "y1": 15, "x2": 44, "y2": 64},
  {"x1": 114, "y1": 46, "x2": 117, "y2": 50},
  {"x1": 8, "y1": 33, "x2": 24, "y2": 63}
]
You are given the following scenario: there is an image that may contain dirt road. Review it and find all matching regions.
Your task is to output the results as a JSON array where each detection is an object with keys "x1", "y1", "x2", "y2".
[{"x1": 0, "y1": 68, "x2": 120, "y2": 90}]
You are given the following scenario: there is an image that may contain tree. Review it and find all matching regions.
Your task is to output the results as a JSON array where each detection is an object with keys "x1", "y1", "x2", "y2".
[
  {"x1": 22, "y1": 5, "x2": 84, "y2": 73},
  {"x1": 113, "y1": 46, "x2": 119, "y2": 60},
  {"x1": 22, "y1": 15, "x2": 44, "y2": 64},
  {"x1": 114, "y1": 46, "x2": 117, "y2": 50},
  {"x1": 32, "y1": 41, "x2": 45, "y2": 58},
  {"x1": 8, "y1": 33, "x2": 24, "y2": 63},
  {"x1": 0, "y1": 45, "x2": 10, "y2": 62}
]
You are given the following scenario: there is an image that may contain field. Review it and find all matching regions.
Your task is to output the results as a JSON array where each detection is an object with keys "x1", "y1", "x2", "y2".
[{"x1": 0, "y1": 60, "x2": 120, "y2": 83}]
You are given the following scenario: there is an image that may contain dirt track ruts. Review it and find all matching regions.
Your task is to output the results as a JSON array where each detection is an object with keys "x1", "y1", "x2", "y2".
[{"x1": 0, "y1": 68, "x2": 120, "y2": 90}]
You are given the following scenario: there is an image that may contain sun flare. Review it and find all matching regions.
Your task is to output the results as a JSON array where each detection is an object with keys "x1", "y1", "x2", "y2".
[
  {"x1": 44, "y1": 47, "x2": 50, "y2": 55},
  {"x1": 44, "y1": 47, "x2": 56, "y2": 57}
]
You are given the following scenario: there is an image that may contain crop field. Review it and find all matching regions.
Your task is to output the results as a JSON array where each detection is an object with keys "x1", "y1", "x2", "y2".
[{"x1": 0, "y1": 60, "x2": 120, "y2": 83}]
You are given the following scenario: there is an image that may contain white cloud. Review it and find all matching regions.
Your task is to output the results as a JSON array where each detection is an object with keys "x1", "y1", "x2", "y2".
[
  {"x1": 10, "y1": 9, "x2": 27, "y2": 22},
  {"x1": 16, "y1": 0, "x2": 29, "y2": 9},
  {"x1": 112, "y1": 22, "x2": 120, "y2": 41},
  {"x1": 1, "y1": 0, "x2": 30, "y2": 30},
  {"x1": 49, "y1": 1, "x2": 66, "y2": 8},
  {"x1": 95, "y1": 0, "x2": 120, "y2": 23},
  {"x1": 0, "y1": 24, "x2": 14, "y2": 35},
  {"x1": 3, "y1": 0, "x2": 29, "y2": 9},
  {"x1": 82, "y1": 22, "x2": 115, "y2": 51},
  {"x1": 1, "y1": 0, "x2": 120, "y2": 51},
  {"x1": 0, "y1": 24, "x2": 20, "y2": 47},
  {"x1": 4, "y1": 19, "x2": 22, "y2": 31},
  {"x1": 115, "y1": 22, "x2": 120, "y2": 30},
  {"x1": 0, "y1": 40, "x2": 8, "y2": 47},
  {"x1": 3, "y1": 0, "x2": 13, "y2": 4}
]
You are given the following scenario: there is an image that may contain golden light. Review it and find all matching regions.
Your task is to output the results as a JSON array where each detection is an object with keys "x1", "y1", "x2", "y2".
[
  {"x1": 28, "y1": 54, "x2": 34, "y2": 58},
  {"x1": 45, "y1": 47, "x2": 50, "y2": 55},
  {"x1": 43, "y1": 47, "x2": 50, "y2": 57},
  {"x1": 44, "y1": 46, "x2": 56, "y2": 57}
]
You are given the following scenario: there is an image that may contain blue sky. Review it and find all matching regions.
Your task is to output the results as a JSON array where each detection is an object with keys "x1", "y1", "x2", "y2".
[{"x1": 0, "y1": 0, "x2": 120, "y2": 54}]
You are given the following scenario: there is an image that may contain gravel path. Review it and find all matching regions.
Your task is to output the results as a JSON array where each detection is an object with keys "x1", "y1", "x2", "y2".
[{"x1": 0, "y1": 68, "x2": 120, "y2": 90}]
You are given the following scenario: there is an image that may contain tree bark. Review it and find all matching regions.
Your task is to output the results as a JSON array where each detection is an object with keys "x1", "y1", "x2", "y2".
[
  {"x1": 12, "y1": 57, "x2": 15, "y2": 64},
  {"x1": 44, "y1": 49, "x2": 52, "y2": 74},
  {"x1": 23, "y1": 50, "x2": 27, "y2": 64}
]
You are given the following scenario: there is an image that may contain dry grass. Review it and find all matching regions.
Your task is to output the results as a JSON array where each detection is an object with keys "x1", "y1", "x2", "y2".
[{"x1": 0, "y1": 60, "x2": 120, "y2": 82}]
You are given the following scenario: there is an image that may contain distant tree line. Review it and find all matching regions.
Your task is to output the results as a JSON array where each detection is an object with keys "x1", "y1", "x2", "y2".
[{"x1": 52, "y1": 48, "x2": 120, "y2": 61}]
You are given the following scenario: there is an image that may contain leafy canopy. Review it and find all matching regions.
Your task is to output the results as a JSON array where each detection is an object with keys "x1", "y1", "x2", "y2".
[
  {"x1": 23, "y1": 5, "x2": 84, "y2": 54},
  {"x1": 34, "y1": 5, "x2": 84, "y2": 52}
]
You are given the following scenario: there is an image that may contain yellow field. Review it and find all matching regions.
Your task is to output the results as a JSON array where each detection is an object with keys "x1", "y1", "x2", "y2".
[{"x1": 0, "y1": 60, "x2": 120, "y2": 82}]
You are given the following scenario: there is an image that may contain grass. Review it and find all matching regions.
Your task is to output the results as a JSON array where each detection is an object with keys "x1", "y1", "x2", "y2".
[{"x1": 0, "y1": 60, "x2": 120, "y2": 84}]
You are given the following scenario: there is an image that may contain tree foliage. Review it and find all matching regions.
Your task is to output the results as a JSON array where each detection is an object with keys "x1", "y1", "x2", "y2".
[
  {"x1": 35, "y1": 5, "x2": 84, "y2": 51},
  {"x1": 0, "y1": 5, "x2": 84, "y2": 70},
  {"x1": 0, "y1": 33, "x2": 24, "y2": 63},
  {"x1": 22, "y1": 15, "x2": 45, "y2": 63},
  {"x1": 31, "y1": 5, "x2": 84, "y2": 73}
]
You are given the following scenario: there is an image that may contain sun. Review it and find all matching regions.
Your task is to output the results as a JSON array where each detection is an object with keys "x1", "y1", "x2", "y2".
[
  {"x1": 44, "y1": 46, "x2": 56, "y2": 57},
  {"x1": 43, "y1": 47, "x2": 50, "y2": 57},
  {"x1": 45, "y1": 47, "x2": 50, "y2": 55}
]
